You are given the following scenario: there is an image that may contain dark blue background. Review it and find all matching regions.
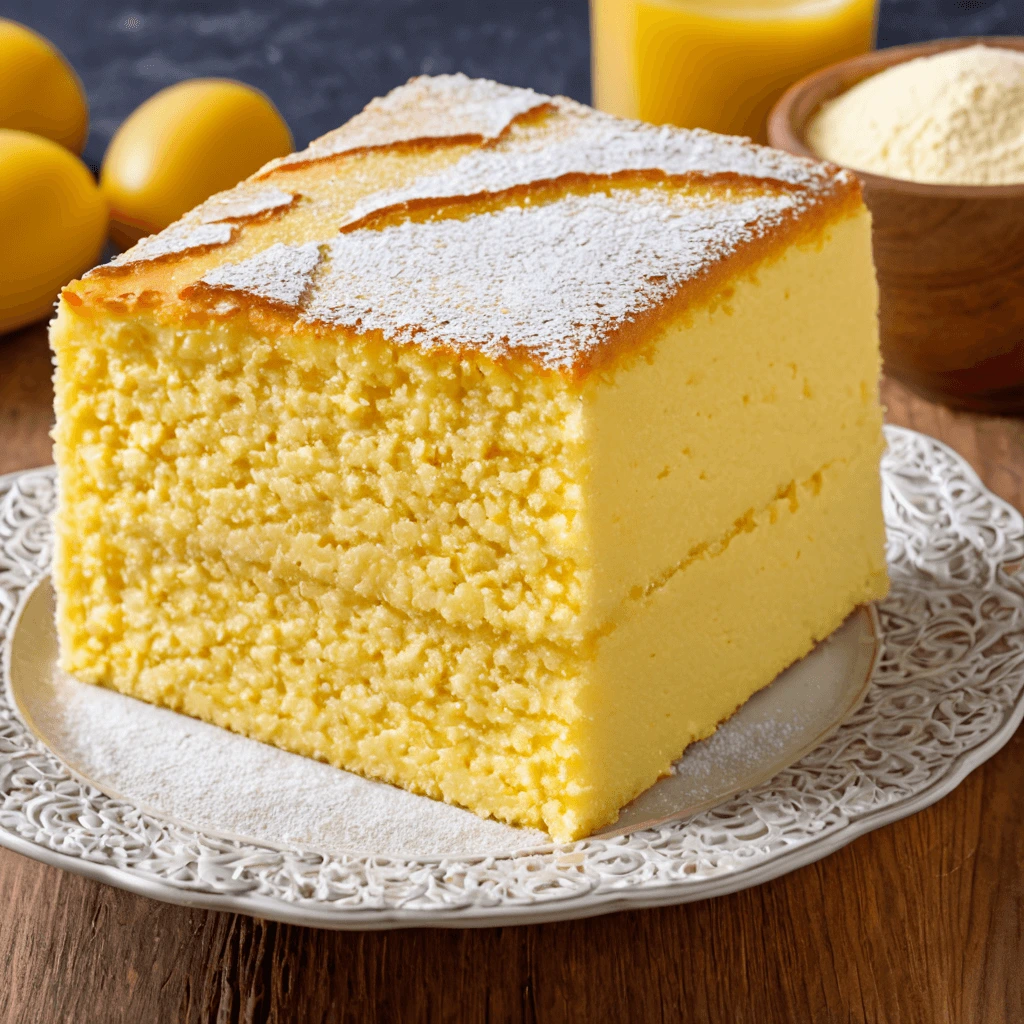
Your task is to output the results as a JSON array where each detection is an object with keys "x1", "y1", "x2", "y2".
[{"x1": 5, "y1": 0, "x2": 1023, "y2": 171}]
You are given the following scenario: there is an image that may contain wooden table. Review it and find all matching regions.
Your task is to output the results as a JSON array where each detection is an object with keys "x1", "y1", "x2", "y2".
[{"x1": 2, "y1": 320, "x2": 1022, "y2": 1024}]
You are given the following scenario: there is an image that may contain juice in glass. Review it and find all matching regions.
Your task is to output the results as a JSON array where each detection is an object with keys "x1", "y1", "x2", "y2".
[{"x1": 591, "y1": 0, "x2": 877, "y2": 142}]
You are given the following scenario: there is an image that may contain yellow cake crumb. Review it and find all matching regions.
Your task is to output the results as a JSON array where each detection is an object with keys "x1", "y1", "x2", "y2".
[{"x1": 51, "y1": 76, "x2": 888, "y2": 841}]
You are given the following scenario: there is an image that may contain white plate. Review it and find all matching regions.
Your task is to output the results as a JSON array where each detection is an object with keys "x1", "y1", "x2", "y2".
[{"x1": 2, "y1": 426, "x2": 1023, "y2": 928}]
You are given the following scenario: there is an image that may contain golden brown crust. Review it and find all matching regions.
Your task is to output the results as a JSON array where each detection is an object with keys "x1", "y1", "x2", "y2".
[{"x1": 64, "y1": 76, "x2": 863, "y2": 379}]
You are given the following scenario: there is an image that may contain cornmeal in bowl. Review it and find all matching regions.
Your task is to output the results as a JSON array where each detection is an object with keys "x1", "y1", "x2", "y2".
[{"x1": 51, "y1": 75, "x2": 888, "y2": 842}]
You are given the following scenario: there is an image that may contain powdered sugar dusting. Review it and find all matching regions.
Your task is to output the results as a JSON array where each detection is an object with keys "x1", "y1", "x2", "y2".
[
  {"x1": 84, "y1": 77, "x2": 848, "y2": 308},
  {"x1": 89, "y1": 190, "x2": 294, "y2": 276},
  {"x1": 198, "y1": 186, "x2": 296, "y2": 223},
  {"x1": 199, "y1": 242, "x2": 322, "y2": 307},
  {"x1": 670, "y1": 713, "x2": 807, "y2": 804},
  {"x1": 88, "y1": 190, "x2": 292, "y2": 278},
  {"x1": 273, "y1": 73, "x2": 550, "y2": 170},
  {"x1": 92, "y1": 222, "x2": 236, "y2": 274},
  {"x1": 343, "y1": 96, "x2": 846, "y2": 227},
  {"x1": 40, "y1": 668, "x2": 547, "y2": 858},
  {"x1": 302, "y1": 188, "x2": 801, "y2": 370}
]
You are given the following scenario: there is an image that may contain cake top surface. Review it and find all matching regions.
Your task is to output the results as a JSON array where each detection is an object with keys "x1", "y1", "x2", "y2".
[
  {"x1": 270, "y1": 73, "x2": 553, "y2": 170},
  {"x1": 68, "y1": 75, "x2": 859, "y2": 376}
]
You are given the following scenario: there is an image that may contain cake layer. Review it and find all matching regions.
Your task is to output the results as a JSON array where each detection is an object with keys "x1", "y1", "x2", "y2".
[
  {"x1": 584, "y1": 205, "x2": 881, "y2": 624},
  {"x1": 54, "y1": 202, "x2": 879, "y2": 645},
  {"x1": 52, "y1": 307, "x2": 588, "y2": 651},
  {"x1": 575, "y1": 445, "x2": 887, "y2": 834},
  {"x1": 54, "y1": 432, "x2": 885, "y2": 840}
]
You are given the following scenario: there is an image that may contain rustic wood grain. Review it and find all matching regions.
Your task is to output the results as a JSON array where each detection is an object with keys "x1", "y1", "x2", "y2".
[
  {"x1": 1, "y1": 326, "x2": 1021, "y2": 1024},
  {"x1": 0, "y1": 323, "x2": 55, "y2": 475}
]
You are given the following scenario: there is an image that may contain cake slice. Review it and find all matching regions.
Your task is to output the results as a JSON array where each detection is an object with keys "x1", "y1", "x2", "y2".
[{"x1": 51, "y1": 75, "x2": 888, "y2": 842}]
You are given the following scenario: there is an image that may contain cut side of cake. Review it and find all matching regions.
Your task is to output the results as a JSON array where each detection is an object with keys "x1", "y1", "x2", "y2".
[{"x1": 51, "y1": 74, "x2": 888, "y2": 843}]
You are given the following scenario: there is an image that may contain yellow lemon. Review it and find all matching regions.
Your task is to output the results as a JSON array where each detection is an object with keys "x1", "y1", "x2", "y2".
[
  {"x1": 101, "y1": 79, "x2": 293, "y2": 249},
  {"x1": 0, "y1": 129, "x2": 107, "y2": 333},
  {"x1": 0, "y1": 19, "x2": 88, "y2": 154}
]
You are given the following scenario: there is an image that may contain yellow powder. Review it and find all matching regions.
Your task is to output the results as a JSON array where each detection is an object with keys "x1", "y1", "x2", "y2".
[{"x1": 807, "y1": 44, "x2": 1024, "y2": 185}]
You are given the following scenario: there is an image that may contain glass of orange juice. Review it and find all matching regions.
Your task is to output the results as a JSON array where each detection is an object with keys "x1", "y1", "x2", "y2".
[{"x1": 591, "y1": 0, "x2": 878, "y2": 142}]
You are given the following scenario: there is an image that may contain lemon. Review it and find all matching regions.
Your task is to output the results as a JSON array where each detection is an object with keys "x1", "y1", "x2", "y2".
[
  {"x1": 0, "y1": 19, "x2": 88, "y2": 154},
  {"x1": 101, "y1": 79, "x2": 294, "y2": 249},
  {"x1": 0, "y1": 129, "x2": 107, "y2": 333}
]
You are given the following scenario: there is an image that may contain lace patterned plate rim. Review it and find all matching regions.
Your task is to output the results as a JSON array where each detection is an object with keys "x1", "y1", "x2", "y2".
[{"x1": 1, "y1": 426, "x2": 1022, "y2": 930}]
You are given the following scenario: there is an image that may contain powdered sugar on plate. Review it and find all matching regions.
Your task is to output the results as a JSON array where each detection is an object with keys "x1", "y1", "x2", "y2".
[{"x1": 36, "y1": 665, "x2": 548, "y2": 858}]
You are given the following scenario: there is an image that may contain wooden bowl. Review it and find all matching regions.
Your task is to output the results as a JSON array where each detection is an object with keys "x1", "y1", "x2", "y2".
[{"x1": 768, "y1": 37, "x2": 1024, "y2": 415}]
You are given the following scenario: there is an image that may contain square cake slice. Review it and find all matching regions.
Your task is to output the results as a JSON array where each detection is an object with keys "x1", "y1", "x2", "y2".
[{"x1": 51, "y1": 74, "x2": 888, "y2": 842}]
